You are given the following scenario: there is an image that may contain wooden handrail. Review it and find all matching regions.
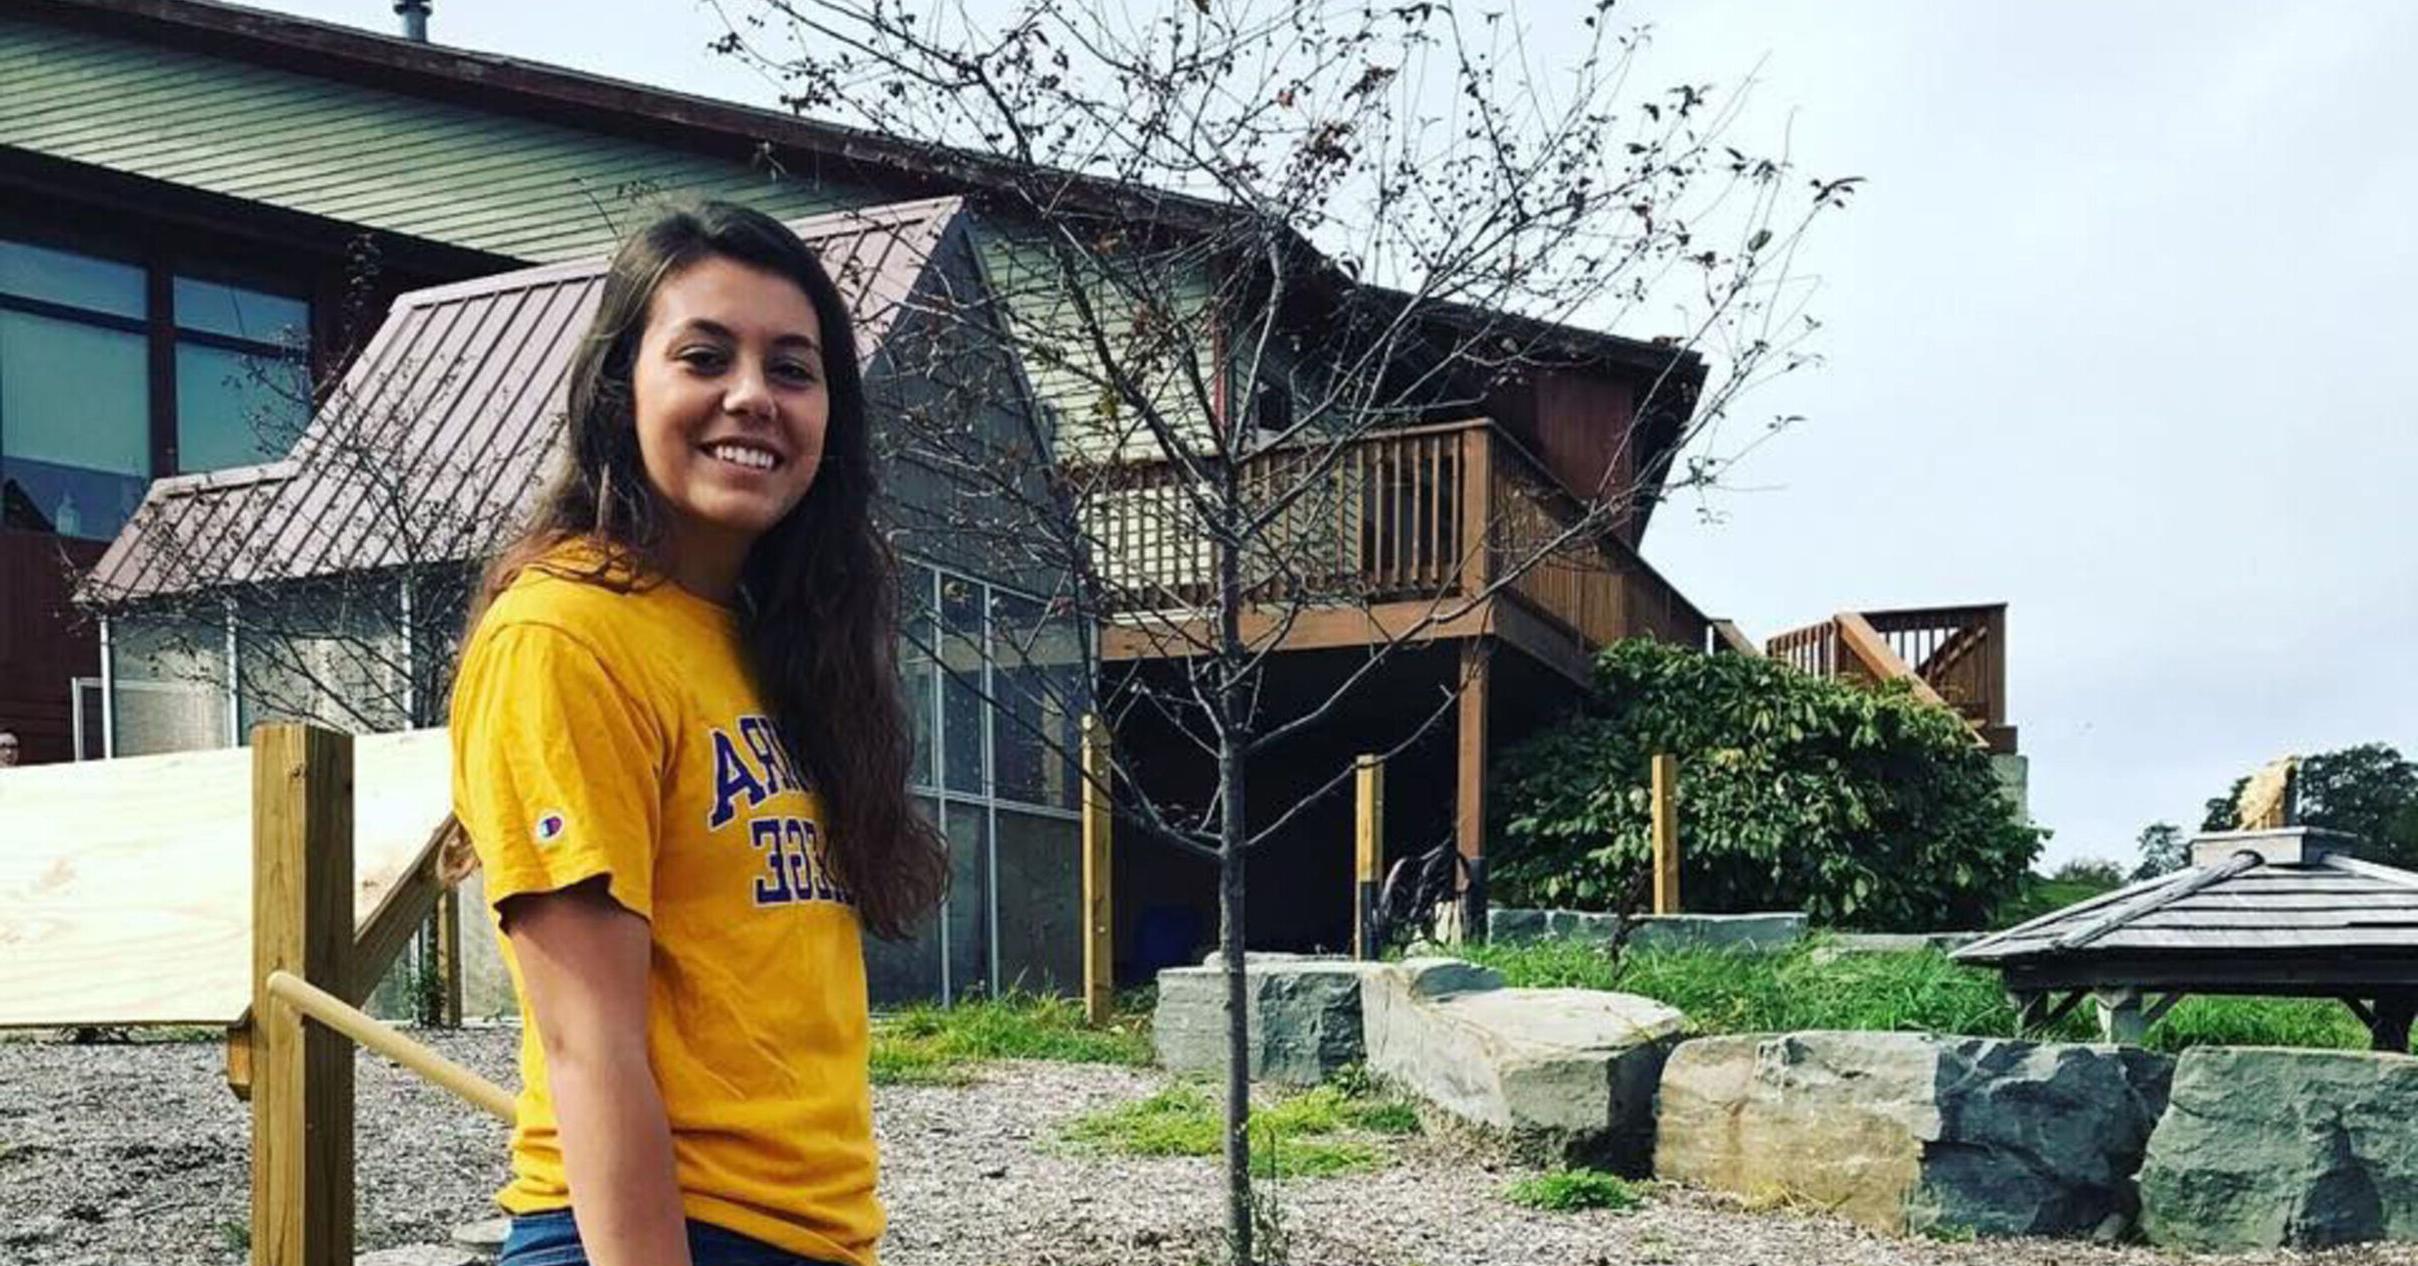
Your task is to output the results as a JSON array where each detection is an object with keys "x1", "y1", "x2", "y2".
[
  {"x1": 266, "y1": 970, "x2": 515, "y2": 1122},
  {"x1": 1709, "y1": 619, "x2": 1761, "y2": 657},
  {"x1": 1835, "y1": 612, "x2": 1950, "y2": 709}
]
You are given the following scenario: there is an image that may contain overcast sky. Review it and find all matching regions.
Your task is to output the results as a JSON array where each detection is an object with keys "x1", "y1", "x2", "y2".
[{"x1": 254, "y1": 0, "x2": 2418, "y2": 870}]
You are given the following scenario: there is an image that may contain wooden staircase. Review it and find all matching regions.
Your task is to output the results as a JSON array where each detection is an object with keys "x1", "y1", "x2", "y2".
[{"x1": 1760, "y1": 604, "x2": 2015, "y2": 753}]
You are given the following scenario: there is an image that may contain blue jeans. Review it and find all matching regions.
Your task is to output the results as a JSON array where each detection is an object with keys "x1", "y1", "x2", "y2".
[{"x1": 498, "y1": 1209, "x2": 840, "y2": 1266}]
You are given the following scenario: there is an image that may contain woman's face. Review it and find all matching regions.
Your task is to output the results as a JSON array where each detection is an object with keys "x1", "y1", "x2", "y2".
[{"x1": 629, "y1": 255, "x2": 829, "y2": 556}]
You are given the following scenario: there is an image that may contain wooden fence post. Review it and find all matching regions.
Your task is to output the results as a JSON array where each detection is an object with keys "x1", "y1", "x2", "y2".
[
  {"x1": 251, "y1": 724, "x2": 354, "y2": 1266},
  {"x1": 1651, "y1": 752, "x2": 1680, "y2": 916},
  {"x1": 1081, "y1": 715, "x2": 1113, "y2": 1026},
  {"x1": 1354, "y1": 755, "x2": 1384, "y2": 959}
]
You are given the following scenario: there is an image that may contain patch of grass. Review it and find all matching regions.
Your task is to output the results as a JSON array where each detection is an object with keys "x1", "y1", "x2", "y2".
[
  {"x1": 1461, "y1": 937, "x2": 2372, "y2": 1052},
  {"x1": 869, "y1": 990, "x2": 1153, "y2": 1086},
  {"x1": 2143, "y1": 995, "x2": 2369, "y2": 1054},
  {"x1": 1345, "y1": 1099, "x2": 1422, "y2": 1135},
  {"x1": 1061, "y1": 1081, "x2": 1405, "y2": 1178},
  {"x1": 1994, "y1": 873, "x2": 2122, "y2": 929},
  {"x1": 867, "y1": 1038, "x2": 976, "y2": 1087},
  {"x1": 1503, "y1": 1167, "x2": 1642, "y2": 1213}
]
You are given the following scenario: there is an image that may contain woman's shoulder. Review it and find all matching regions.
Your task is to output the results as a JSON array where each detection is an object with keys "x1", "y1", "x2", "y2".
[{"x1": 480, "y1": 539, "x2": 654, "y2": 630}]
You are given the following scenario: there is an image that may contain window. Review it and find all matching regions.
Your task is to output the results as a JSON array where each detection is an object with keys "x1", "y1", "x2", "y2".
[
  {"x1": 896, "y1": 559, "x2": 1091, "y2": 1002},
  {"x1": 0, "y1": 235, "x2": 312, "y2": 541},
  {"x1": 0, "y1": 240, "x2": 150, "y2": 539},
  {"x1": 173, "y1": 276, "x2": 310, "y2": 472}
]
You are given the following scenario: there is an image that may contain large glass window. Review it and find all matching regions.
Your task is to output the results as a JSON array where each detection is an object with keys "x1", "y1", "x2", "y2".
[
  {"x1": 895, "y1": 559, "x2": 1090, "y2": 1002},
  {"x1": 0, "y1": 235, "x2": 312, "y2": 541},
  {"x1": 173, "y1": 276, "x2": 310, "y2": 472},
  {"x1": 0, "y1": 309, "x2": 149, "y2": 538},
  {"x1": 0, "y1": 239, "x2": 151, "y2": 540},
  {"x1": 940, "y1": 574, "x2": 986, "y2": 794}
]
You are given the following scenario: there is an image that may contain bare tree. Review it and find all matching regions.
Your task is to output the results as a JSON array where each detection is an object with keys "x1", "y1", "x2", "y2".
[{"x1": 715, "y1": 2, "x2": 1852, "y2": 1259}]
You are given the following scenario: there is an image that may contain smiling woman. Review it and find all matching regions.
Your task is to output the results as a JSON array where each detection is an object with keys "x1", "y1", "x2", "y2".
[
  {"x1": 630, "y1": 259, "x2": 831, "y2": 599},
  {"x1": 438, "y1": 203, "x2": 949, "y2": 1266}
]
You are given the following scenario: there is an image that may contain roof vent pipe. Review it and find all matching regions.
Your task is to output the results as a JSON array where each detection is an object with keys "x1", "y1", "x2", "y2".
[{"x1": 395, "y1": 0, "x2": 430, "y2": 42}]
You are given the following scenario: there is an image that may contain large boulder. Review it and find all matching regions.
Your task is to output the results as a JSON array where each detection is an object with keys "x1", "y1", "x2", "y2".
[
  {"x1": 1152, "y1": 953, "x2": 1387, "y2": 1086},
  {"x1": 1362, "y1": 957, "x2": 1685, "y2": 1172},
  {"x1": 2138, "y1": 1047, "x2": 2418, "y2": 1251},
  {"x1": 1655, "y1": 1032, "x2": 2173, "y2": 1238}
]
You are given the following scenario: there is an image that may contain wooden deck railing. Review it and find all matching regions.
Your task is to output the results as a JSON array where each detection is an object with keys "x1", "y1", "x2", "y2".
[
  {"x1": 1766, "y1": 604, "x2": 2012, "y2": 751},
  {"x1": 1084, "y1": 419, "x2": 1710, "y2": 653}
]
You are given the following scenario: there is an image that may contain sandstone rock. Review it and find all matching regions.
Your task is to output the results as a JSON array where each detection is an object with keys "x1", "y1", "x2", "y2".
[
  {"x1": 1153, "y1": 954, "x2": 1387, "y2": 1086},
  {"x1": 1363, "y1": 958, "x2": 1684, "y2": 1172},
  {"x1": 1655, "y1": 1031, "x2": 2172, "y2": 1238},
  {"x1": 2139, "y1": 1046, "x2": 2418, "y2": 1251}
]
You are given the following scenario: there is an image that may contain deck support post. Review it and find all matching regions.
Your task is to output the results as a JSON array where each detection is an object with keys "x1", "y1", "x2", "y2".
[
  {"x1": 1454, "y1": 638, "x2": 1491, "y2": 943},
  {"x1": 2094, "y1": 987, "x2": 2147, "y2": 1045}
]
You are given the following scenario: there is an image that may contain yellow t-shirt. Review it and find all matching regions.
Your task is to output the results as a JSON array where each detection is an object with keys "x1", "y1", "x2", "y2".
[{"x1": 450, "y1": 549, "x2": 880, "y2": 1266}]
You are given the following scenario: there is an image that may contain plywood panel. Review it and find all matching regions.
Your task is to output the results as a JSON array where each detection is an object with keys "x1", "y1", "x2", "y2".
[{"x1": 0, "y1": 728, "x2": 449, "y2": 1026}]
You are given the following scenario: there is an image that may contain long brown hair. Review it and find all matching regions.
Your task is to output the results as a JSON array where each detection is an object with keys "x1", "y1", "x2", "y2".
[{"x1": 443, "y1": 201, "x2": 947, "y2": 940}]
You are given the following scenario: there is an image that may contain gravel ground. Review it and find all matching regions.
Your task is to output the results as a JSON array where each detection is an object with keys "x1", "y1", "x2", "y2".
[{"x1": 10, "y1": 1028, "x2": 2418, "y2": 1266}]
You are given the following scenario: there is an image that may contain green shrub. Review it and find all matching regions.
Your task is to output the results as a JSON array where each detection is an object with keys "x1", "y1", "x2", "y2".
[
  {"x1": 1492, "y1": 639, "x2": 2041, "y2": 930},
  {"x1": 1503, "y1": 1167, "x2": 1643, "y2": 1213}
]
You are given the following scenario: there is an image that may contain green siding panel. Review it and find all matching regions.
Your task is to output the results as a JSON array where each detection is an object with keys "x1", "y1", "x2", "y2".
[{"x1": 0, "y1": 16, "x2": 870, "y2": 263}]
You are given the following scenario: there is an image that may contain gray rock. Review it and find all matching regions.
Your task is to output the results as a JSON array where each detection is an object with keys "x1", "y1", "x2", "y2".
[
  {"x1": 359, "y1": 1247, "x2": 484, "y2": 1266},
  {"x1": 1487, "y1": 907, "x2": 1548, "y2": 943},
  {"x1": 1362, "y1": 958, "x2": 1685, "y2": 1173},
  {"x1": 448, "y1": 1217, "x2": 510, "y2": 1253},
  {"x1": 1807, "y1": 932, "x2": 1982, "y2": 964},
  {"x1": 1655, "y1": 1031, "x2": 2172, "y2": 1238},
  {"x1": 1485, "y1": 908, "x2": 1808, "y2": 953},
  {"x1": 1152, "y1": 954, "x2": 1387, "y2": 1086},
  {"x1": 2138, "y1": 1046, "x2": 2418, "y2": 1251},
  {"x1": 1627, "y1": 913, "x2": 1807, "y2": 954}
]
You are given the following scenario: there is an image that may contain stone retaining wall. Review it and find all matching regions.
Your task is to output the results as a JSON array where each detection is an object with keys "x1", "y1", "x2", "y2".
[{"x1": 1487, "y1": 908, "x2": 1808, "y2": 953}]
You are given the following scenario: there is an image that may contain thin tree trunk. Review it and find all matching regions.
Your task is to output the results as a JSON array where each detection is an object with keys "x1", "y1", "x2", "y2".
[
  {"x1": 1218, "y1": 734, "x2": 1251, "y2": 1264},
  {"x1": 1216, "y1": 456, "x2": 1255, "y2": 1265}
]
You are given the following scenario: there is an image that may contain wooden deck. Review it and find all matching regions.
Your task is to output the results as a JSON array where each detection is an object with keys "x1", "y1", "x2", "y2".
[{"x1": 1089, "y1": 418, "x2": 1712, "y2": 681}]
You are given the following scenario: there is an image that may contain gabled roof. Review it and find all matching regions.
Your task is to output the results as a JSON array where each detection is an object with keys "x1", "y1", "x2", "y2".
[
  {"x1": 82, "y1": 197, "x2": 967, "y2": 605},
  {"x1": 1956, "y1": 829, "x2": 2418, "y2": 963}
]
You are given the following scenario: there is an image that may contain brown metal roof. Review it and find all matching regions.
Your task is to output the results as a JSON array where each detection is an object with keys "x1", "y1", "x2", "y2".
[
  {"x1": 83, "y1": 196, "x2": 967, "y2": 604},
  {"x1": 1955, "y1": 829, "x2": 2418, "y2": 963}
]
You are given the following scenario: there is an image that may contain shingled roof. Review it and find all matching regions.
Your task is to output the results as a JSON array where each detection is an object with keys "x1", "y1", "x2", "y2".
[
  {"x1": 82, "y1": 196, "x2": 966, "y2": 605},
  {"x1": 1956, "y1": 828, "x2": 2418, "y2": 975}
]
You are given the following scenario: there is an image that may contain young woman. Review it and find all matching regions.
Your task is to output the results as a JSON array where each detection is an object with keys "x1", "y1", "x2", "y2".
[{"x1": 446, "y1": 201, "x2": 949, "y2": 1266}]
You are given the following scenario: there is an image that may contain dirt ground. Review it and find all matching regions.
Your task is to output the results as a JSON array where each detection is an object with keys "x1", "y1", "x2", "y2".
[{"x1": 7, "y1": 1028, "x2": 2418, "y2": 1266}]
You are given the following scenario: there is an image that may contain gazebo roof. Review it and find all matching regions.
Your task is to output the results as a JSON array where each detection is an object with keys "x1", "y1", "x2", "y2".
[{"x1": 1956, "y1": 829, "x2": 2418, "y2": 971}]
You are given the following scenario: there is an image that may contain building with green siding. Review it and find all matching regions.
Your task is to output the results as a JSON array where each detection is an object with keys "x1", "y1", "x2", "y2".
[
  {"x1": 1, "y1": 0, "x2": 1103, "y2": 1003},
  {"x1": 2, "y1": 0, "x2": 1735, "y2": 994}
]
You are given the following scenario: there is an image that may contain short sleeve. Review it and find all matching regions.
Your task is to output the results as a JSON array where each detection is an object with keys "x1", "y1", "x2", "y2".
[{"x1": 451, "y1": 621, "x2": 666, "y2": 921}]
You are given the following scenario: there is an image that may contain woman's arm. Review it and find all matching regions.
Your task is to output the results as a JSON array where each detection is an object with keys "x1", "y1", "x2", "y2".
[{"x1": 505, "y1": 878, "x2": 692, "y2": 1266}]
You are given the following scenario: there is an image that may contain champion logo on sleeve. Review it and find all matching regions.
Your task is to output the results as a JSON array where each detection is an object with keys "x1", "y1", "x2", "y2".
[{"x1": 533, "y1": 812, "x2": 569, "y2": 846}]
